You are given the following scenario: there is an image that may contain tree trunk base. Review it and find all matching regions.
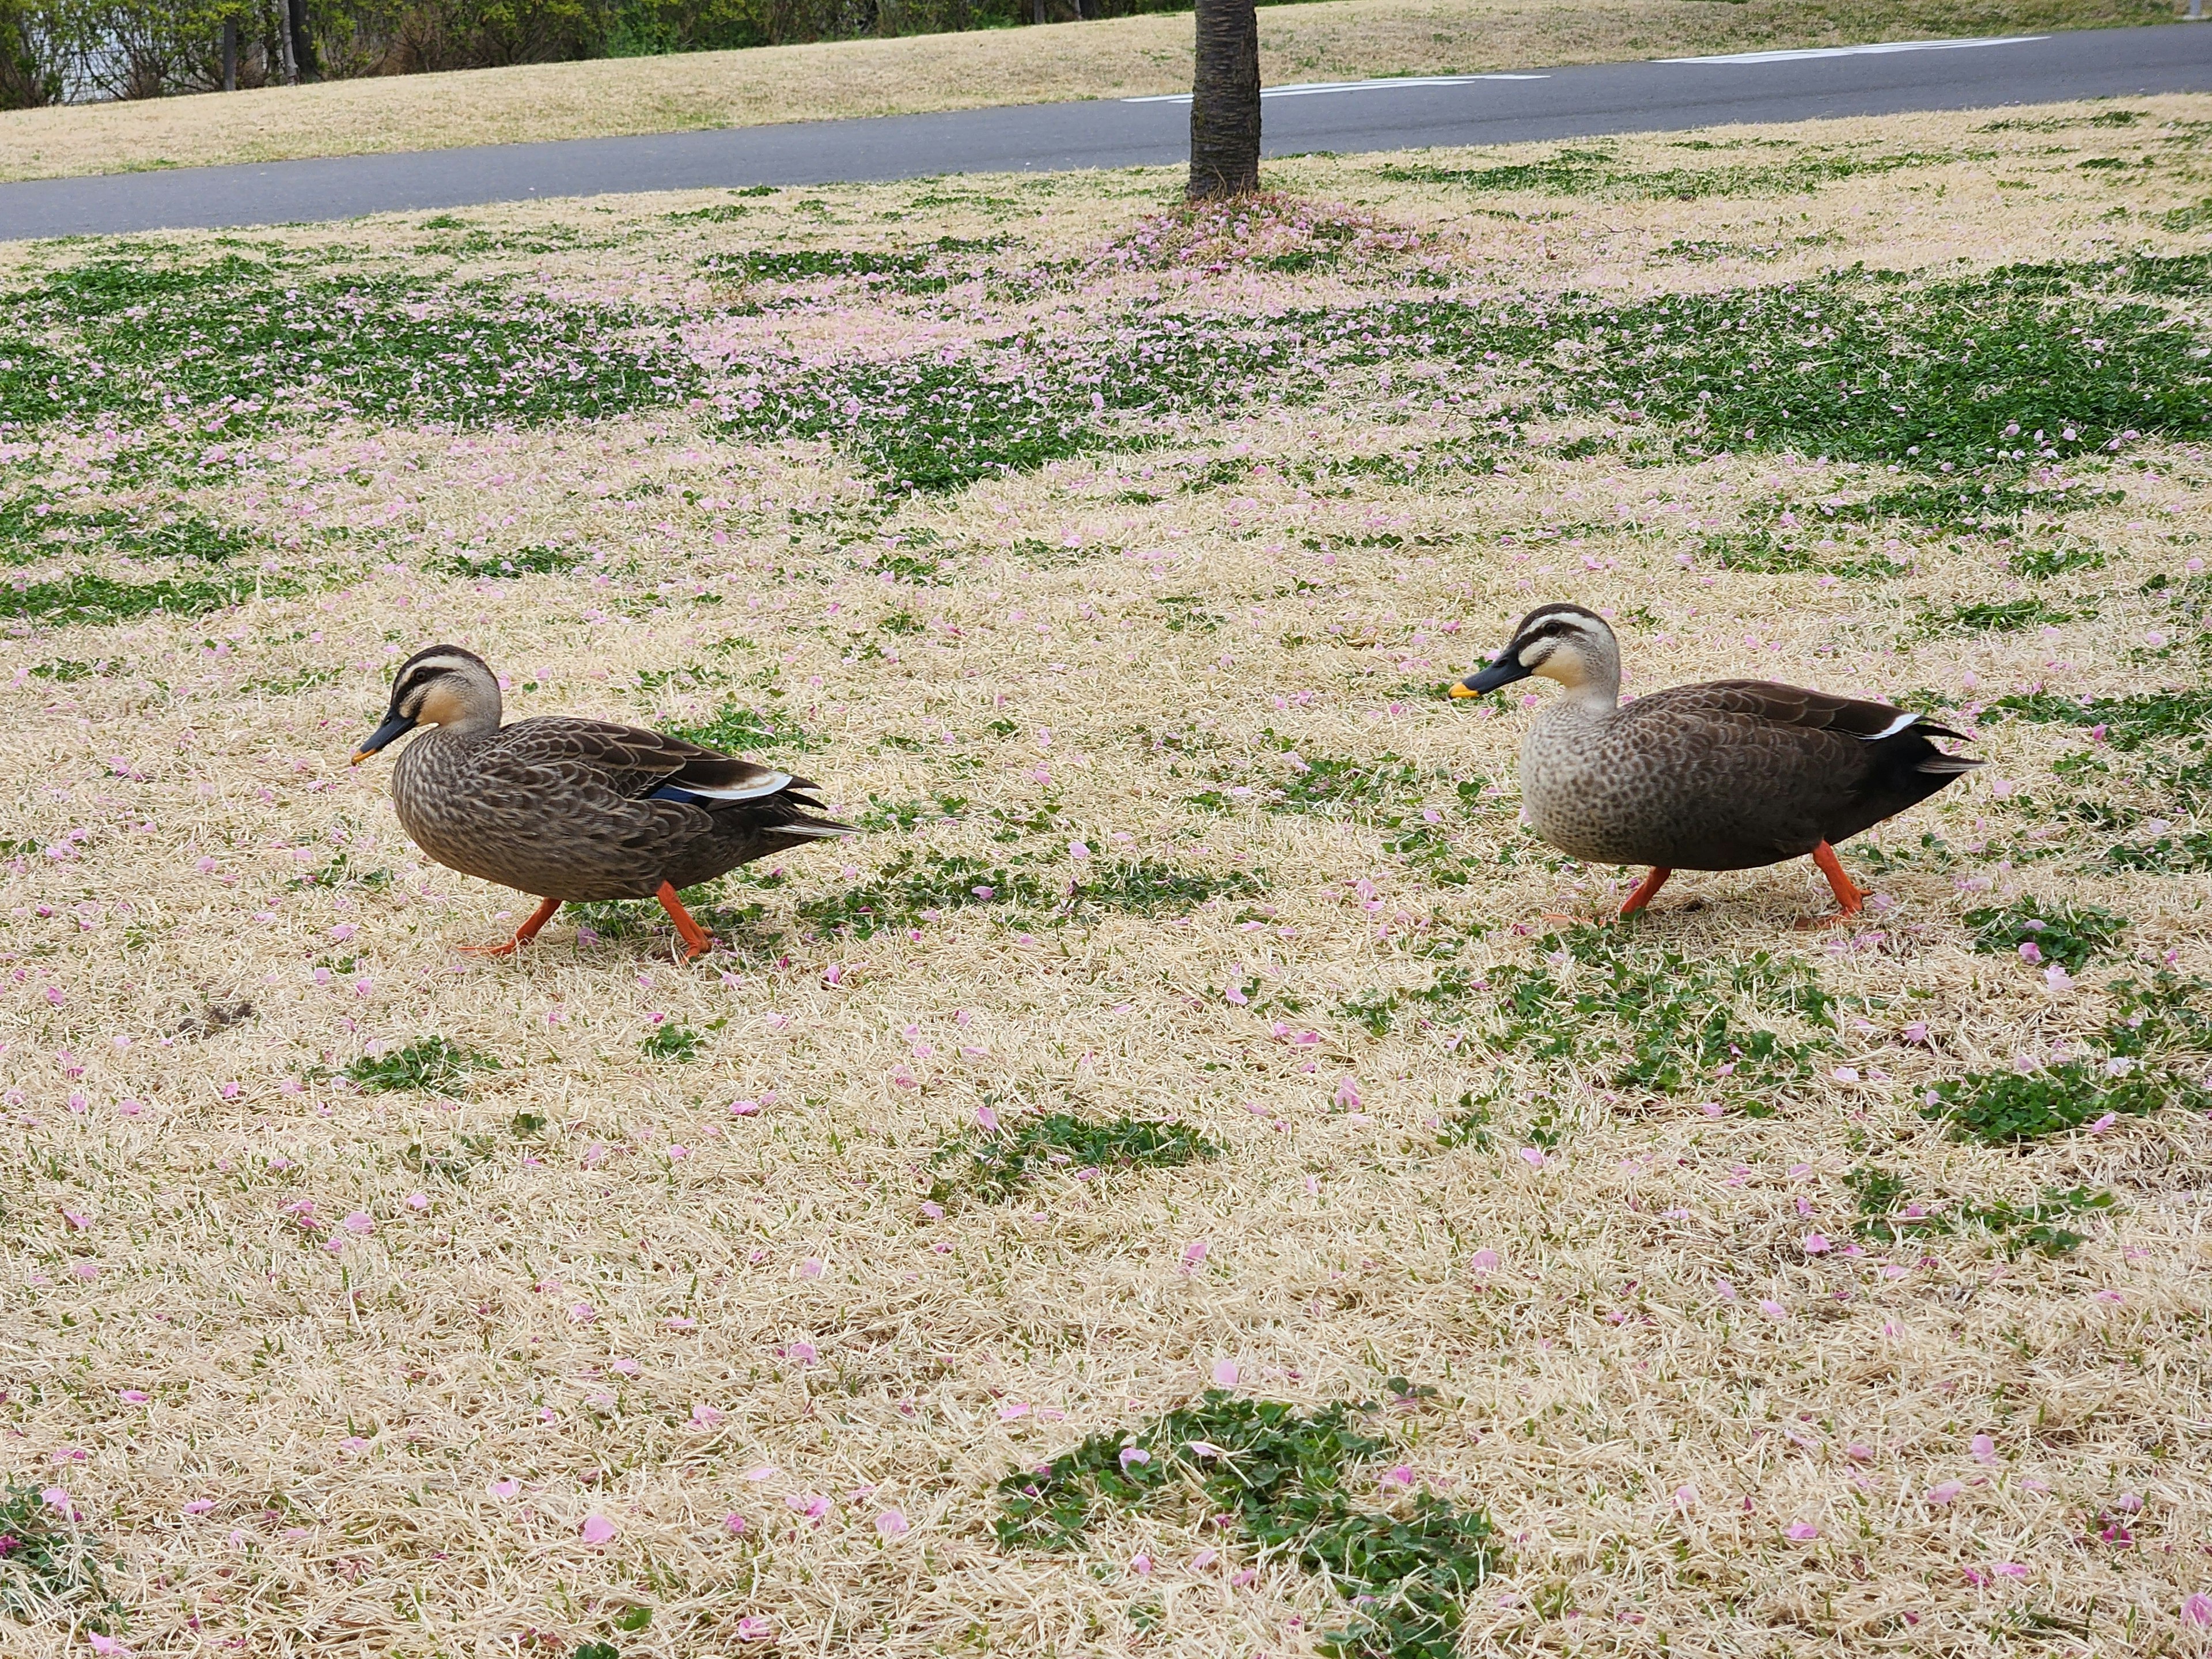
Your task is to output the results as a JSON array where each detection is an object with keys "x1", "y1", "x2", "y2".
[{"x1": 1188, "y1": 0, "x2": 1260, "y2": 203}]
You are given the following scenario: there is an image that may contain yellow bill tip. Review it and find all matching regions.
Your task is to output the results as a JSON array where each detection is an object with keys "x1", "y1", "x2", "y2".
[{"x1": 1446, "y1": 683, "x2": 1480, "y2": 700}]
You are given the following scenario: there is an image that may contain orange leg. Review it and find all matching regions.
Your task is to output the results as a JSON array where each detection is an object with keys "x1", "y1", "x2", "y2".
[
  {"x1": 1795, "y1": 841, "x2": 1866, "y2": 930},
  {"x1": 458, "y1": 896, "x2": 562, "y2": 957},
  {"x1": 1618, "y1": 866, "x2": 1672, "y2": 919},
  {"x1": 655, "y1": 881, "x2": 714, "y2": 960}
]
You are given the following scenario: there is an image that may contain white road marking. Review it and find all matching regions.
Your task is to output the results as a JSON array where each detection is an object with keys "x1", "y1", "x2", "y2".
[
  {"x1": 1661, "y1": 35, "x2": 2046, "y2": 66},
  {"x1": 1124, "y1": 74, "x2": 1548, "y2": 105}
]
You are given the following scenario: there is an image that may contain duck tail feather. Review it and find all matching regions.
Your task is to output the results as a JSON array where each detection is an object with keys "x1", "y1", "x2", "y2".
[
  {"x1": 1910, "y1": 721, "x2": 1976, "y2": 744},
  {"x1": 1915, "y1": 754, "x2": 1983, "y2": 775}
]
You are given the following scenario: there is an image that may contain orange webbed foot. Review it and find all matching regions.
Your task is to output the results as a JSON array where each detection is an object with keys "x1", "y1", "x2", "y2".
[
  {"x1": 455, "y1": 896, "x2": 562, "y2": 959},
  {"x1": 655, "y1": 881, "x2": 715, "y2": 960},
  {"x1": 1794, "y1": 842, "x2": 1866, "y2": 930}
]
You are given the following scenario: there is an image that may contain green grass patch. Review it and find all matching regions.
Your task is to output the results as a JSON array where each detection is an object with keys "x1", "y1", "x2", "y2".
[
  {"x1": 450, "y1": 543, "x2": 584, "y2": 579},
  {"x1": 797, "y1": 850, "x2": 1047, "y2": 937},
  {"x1": 663, "y1": 702, "x2": 815, "y2": 752},
  {"x1": 0, "y1": 1481, "x2": 115, "y2": 1630},
  {"x1": 342, "y1": 1037, "x2": 497, "y2": 1095},
  {"x1": 28, "y1": 658, "x2": 102, "y2": 681},
  {"x1": 702, "y1": 248, "x2": 949, "y2": 293},
  {"x1": 1366, "y1": 271, "x2": 2212, "y2": 468},
  {"x1": 641, "y1": 1022, "x2": 704, "y2": 1061},
  {"x1": 725, "y1": 356, "x2": 1096, "y2": 493},
  {"x1": 1484, "y1": 926, "x2": 1834, "y2": 1100},
  {"x1": 2102, "y1": 970, "x2": 2212, "y2": 1059},
  {"x1": 1264, "y1": 744, "x2": 1429, "y2": 819},
  {"x1": 2009, "y1": 544, "x2": 2107, "y2": 579},
  {"x1": 1923, "y1": 1062, "x2": 2193, "y2": 1143},
  {"x1": 2105, "y1": 828, "x2": 2212, "y2": 873},
  {"x1": 1, "y1": 252, "x2": 696, "y2": 433},
  {"x1": 0, "y1": 570, "x2": 257, "y2": 623},
  {"x1": 1337, "y1": 967, "x2": 1484, "y2": 1038},
  {"x1": 1700, "y1": 529, "x2": 1906, "y2": 579},
  {"x1": 2160, "y1": 199, "x2": 2212, "y2": 234},
  {"x1": 696, "y1": 263, "x2": 2212, "y2": 491},
  {"x1": 929, "y1": 1111, "x2": 1219, "y2": 1205},
  {"x1": 1, "y1": 498, "x2": 253, "y2": 565},
  {"x1": 994, "y1": 1391, "x2": 1494, "y2": 1659},
  {"x1": 1985, "y1": 688, "x2": 2212, "y2": 749},
  {"x1": 1918, "y1": 598, "x2": 2083, "y2": 634},
  {"x1": 1846, "y1": 1165, "x2": 2118, "y2": 1255},
  {"x1": 1963, "y1": 899, "x2": 2127, "y2": 969},
  {"x1": 1158, "y1": 593, "x2": 1223, "y2": 632},
  {"x1": 1071, "y1": 858, "x2": 1266, "y2": 918},
  {"x1": 284, "y1": 851, "x2": 392, "y2": 891},
  {"x1": 1377, "y1": 145, "x2": 1950, "y2": 201},
  {"x1": 854, "y1": 793, "x2": 966, "y2": 832},
  {"x1": 1817, "y1": 476, "x2": 2123, "y2": 534}
]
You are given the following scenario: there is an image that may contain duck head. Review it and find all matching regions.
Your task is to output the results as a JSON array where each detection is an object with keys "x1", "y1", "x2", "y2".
[
  {"x1": 353, "y1": 645, "x2": 503, "y2": 763},
  {"x1": 1450, "y1": 603, "x2": 1622, "y2": 705}
]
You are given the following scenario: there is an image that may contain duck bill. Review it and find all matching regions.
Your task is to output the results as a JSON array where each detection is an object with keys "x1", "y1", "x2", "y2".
[
  {"x1": 1449, "y1": 657, "x2": 1532, "y2": 699},
  {"x1": 351, "y1": 714, "x2": 416, "y2": 764}
]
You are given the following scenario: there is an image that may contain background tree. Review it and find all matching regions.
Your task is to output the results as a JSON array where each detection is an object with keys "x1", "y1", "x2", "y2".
[
  {"x1": 1187, "y1": 0, "x2": 1256, "y2": 199},
  {"x1": 286, "y1": 0, "x2": 317, "y2": 76}
]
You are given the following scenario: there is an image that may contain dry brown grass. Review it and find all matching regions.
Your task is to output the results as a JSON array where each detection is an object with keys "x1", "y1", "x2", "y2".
[
  {"x1": 0, "y1": 0, "x2": 2188, "y2": 184},
  {"x1": 2, "y1": 97, "x2": 2211, "y2": 1657}
]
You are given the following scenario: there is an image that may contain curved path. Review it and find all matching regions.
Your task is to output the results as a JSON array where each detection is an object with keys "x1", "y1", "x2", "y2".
[{"x1": 3, "y1": 25, "x2": 2209, "y2": 240}]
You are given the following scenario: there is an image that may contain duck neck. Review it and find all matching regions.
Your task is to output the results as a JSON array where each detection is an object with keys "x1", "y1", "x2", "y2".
[
  {"x1": 1544, "y1": 666, "x2": 1620, "y2": 718},
  {"x1": 439, "y1": 706, "x2": 502, "y2": 741}
]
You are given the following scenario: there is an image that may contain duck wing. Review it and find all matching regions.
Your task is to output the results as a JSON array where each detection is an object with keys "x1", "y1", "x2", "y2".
[
  {"x1": 1653, "y1": 681, "x2": 1976, "y2": 751},
  {"x1": 487, "y1": 716, "x2": 832, "y2": 807},
  {"x1": 1615, "y1": 680, "x2": 1978, "y2": 863}
]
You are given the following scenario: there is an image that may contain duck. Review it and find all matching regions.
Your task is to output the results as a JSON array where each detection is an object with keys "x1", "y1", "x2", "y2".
[
  {"x1": 351, "y1": 645, "x2": 852, "y2": 959},
  {"x1": 1449, "y1": 604, "x2": 1978, "y2": 923}
]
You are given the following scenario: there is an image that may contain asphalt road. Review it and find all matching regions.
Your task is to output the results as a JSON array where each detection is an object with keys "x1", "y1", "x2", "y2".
[{"x1": 3, "y1": 25, "x2": 2209, "y2": 240}]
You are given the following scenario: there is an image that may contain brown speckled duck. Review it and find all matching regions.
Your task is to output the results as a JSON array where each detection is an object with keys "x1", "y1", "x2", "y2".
[
  {"x1": 1450, "y1": 604, "x2": 1979, "y2": 924},
  {"x1": 352, "y1": 645, "x2": 851, "y2": 959}
]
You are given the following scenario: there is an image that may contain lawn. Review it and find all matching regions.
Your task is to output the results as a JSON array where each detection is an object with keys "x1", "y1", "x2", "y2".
[
  {"x1": 0, "y1": 0, "x2": 2187, "y2": 184},
  {"x1": 2, "y1": 97, "x2": 2211, "y2": 1656}
]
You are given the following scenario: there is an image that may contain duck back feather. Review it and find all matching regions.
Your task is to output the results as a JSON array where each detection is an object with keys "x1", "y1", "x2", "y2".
[
  {"x1": 1524, "y1": 679, "x2": 1979, "y2": 872},
  {"x1": 392, "y1": 714, "x2": 851, "y2": 902}
]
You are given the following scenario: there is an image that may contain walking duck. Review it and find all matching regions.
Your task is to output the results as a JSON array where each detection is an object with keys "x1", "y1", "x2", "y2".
[
  {"x1": 352, "y1": 645, "x2": 852, "y2": 958},
  {"x1": 1450, "y1": 604, "x2": 1979, "y2": 923}
]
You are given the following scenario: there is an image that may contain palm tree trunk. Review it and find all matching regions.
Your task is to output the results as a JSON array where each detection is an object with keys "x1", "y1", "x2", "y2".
[{"x1": 1187, "y1": 0, "x2": 1258, "y2": 200}]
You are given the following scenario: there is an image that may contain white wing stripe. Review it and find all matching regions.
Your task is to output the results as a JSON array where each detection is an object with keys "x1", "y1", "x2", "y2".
[{"x1": 673, "y1": 771, "x2": 794, "y2": 801}]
